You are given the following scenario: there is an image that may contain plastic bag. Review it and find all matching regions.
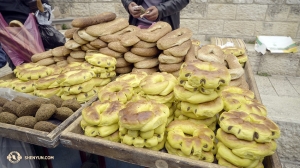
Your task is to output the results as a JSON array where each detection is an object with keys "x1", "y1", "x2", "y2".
[
  {"x1": 0, "y1": 14, "x2": 44, "y2": 66},
  {"x1": 38, "y1": 24, "x2": 65, "y2": 50},
  {"x1": 34, "y1": 3, "x2": 53, "y2": 25},
  {"x1": 35, "y1": 3, "x2": 65, "y2": 50}
]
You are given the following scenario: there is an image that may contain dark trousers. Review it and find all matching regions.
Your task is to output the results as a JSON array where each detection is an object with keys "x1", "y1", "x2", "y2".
[{"x1": 0, "y1": 44, "x2": 15, "y2": 70}]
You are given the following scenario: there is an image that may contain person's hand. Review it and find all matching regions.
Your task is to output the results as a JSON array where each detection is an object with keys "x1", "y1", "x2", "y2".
[
  {"x1": 128, "y1": 2, "x2": 141, "y2": 18},
  {"x1": 143, "y1": 6, "x2": 159, "y2": 21}
]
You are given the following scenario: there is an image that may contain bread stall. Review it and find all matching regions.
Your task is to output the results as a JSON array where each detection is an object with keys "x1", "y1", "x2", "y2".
[
  {"x1": 59, "y1": 61, "x2": 281, "y2": 168},
  {"x1": 0, "y1": 11, "x2": 282, "y2": 167}
]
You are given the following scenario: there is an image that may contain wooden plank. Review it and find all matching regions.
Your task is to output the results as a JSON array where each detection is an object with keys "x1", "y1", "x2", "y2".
[
  {"x1": 244, "y1": 62, "x2": 282, "y2": 168},
  {"x1": 0, "y1": 91, "x2": 97, "y2": 148},
  {"x1": 244, "y1": 61, "x2": 262, "y2": 103},
  {"x1": 60, "y1": 62, "x2": 282, "y2": 168},
  {"x1": 0, "y1": 72, "x2": 16, "y2": 80},
  {"x1": 61, "y1": 116, "x2": 226, "y2": 168}
]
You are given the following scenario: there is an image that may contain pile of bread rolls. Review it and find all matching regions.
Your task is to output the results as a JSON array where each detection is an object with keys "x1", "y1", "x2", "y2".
[
  {"x1": 157, "y1": 28, "x2": 193, "y2": 77},
  {"x1": 216, "y1": 110, "x2": 280, "y2": 167}
]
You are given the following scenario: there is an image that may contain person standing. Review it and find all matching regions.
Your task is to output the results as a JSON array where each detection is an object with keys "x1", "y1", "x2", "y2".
[
  {"x1": 121, "y1": 0, "x2": 189, "y2": 30},
  {"x1": 0, "y1": 0, "x2": 49, "y2": 70}
]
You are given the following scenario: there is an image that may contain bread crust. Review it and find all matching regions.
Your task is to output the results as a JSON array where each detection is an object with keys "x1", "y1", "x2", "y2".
[
  {"x1": 36, "y1": 57, "x2": 55, "y2": 66},
  {"x1": 131, "y1": 47, "x2": 160, "y2": 57},
  {"x1": 31, "y1": 50, "x2": 53, "y2": 62},
  {"x1": 64, "y1": 28, "x2": 78, "y2": 39},
  {"x1": 71, "y1": 12, "x2": 117, "y2": 28},
  {"x1": 157, "y1": 28, "x2": 192, "y2": 50},
  {"x1": 134, "y1": 58, "x2": 159, "y2": 69},
  {"x1": 115, "y1": 66, "x2": 132, "y2": 74},
  {"x1": 124, "y1": 52, "x2": 154, "y2": 63},
  {"x1": 159, "y1": 62, "x2": 183, "y2": 73}
]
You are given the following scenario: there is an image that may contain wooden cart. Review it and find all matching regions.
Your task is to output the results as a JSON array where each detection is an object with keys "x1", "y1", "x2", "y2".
[
  {"x1": 59, "y1": 62, "x2": 282, "y2": 168},
  {"x1": 0, "y1": 72, "x2": 97, "y2": 148}
]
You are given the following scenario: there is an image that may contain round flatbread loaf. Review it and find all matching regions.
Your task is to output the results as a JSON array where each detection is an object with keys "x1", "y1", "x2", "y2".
[
  {"x1": 31, "y1": 50, "x2": 53, "y2": 63},
  {"x1": 73, "y1": 29, "x2": 89, "y2": 45},
  {"x1": 65, "y1": 40, "x2": 82, "y2": 50},
  {"x1": 124, "y1": 52, "x2": 153, "y2": 63},
  {"x1": 53, "y1": 56, "x2": 67, "y2": 62},
  {"x1": 52, "y1": 46, "x2": 71, "y2": 57},
  {"x1": 159, "y1": 62, "x2": 183, "y2": 73},
  {"x1": 72, "y1": 12, "x2": 117, "y2": 28},
  {"x1": 116, "y1": 66, "x2": 132, "y2": 74},
  {"x1": 70, "y1": 50, "x2": 86, "y2": 59},
  {"x1": 90, "y1": 39, "x2": 107, "y2": 48},
  {"x1": 158, "y1": 54, "x2": 185, "y2": 64},
  {"x1": 36, "y1": 57, "x2": 55, "y2": 66},
  {"x1": 134, "y1": 58, "x2": 159, "y2": 69},
  {"x1": 67, "y1": 56, "x2": 85, "y2": 63},
  {"x1": 56, "y1": 60, "x2": 69, "y2": 67},
  {"x1": 116, "y1": 57, "x2": 132, "y2": 68},
  {"x1": 99, "y1": 47, "x2": 123, "y2": 58},
  {"x1": 64, "y1": 28, "x2": 78, "y2": 39}
]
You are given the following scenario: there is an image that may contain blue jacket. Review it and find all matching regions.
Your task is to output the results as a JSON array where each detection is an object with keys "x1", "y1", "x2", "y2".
[{"x1": 121, "y1": 0, "x2": 189, "y2": 30}]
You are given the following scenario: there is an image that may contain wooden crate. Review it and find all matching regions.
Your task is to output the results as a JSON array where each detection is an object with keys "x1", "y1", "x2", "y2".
[
  {"x1": 59, "y1": 62, "x2": 282, "y2": 168},
  {"x1": 0, "y1": 96, "x2": 97, "y2": 148},
  {"x1": 0, "y1": 73, "x2": 97, "y2": 148}
]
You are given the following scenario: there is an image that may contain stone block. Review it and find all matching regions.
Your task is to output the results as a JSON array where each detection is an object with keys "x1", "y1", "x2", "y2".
[
  {"x1": 207, "y1": 4, "x2": 236, "y2": 19},
  {"x1": 52, "y1": 3, "x2": 72, "y2": 17},
  {"x1": 207, "y1": 0, "x2": 228, "y2": 3},
  {"x1": 255, "y1": 22, "x2": 299, "y2": 37},
  {"x1": 197, "y1": 20, "x2": 224, "y2": 34},
  {"x1": 266, "y1": 5, "x2": 290, "y2": 21},
  {"x1": 257, "y1": 53, "x2": 300, "y2": 76},
  {"x1": 236, "y1": 4, "x2": 268, "y2": 21},
  {"x1": 71, "y1": 3, "x2": 90, "y2": 16},
  {"x1": 232, "y1": 0, "x2": 254, "y2": 3},
  {"x1": 52, "y1": 6, "x2": 62, "y2": 19},
  {"x1": 192, "y1": 34, "x2": 207, "y2": 42},
  {"x1": 254, "y1": 0, "x2": 284, "y2": 4},
  {"x1": 207, "y1": 0, "x2": 253, "y2": 3},
  {"x1": 286, "y1": 0, "x2": 300, "y2": 4},
  {"x1": 114, "y1": 3, "x2": 128, "y2": 17},
  {"x1": 282, "y1": 161, "x2": 300, "y2": 168},
  {"x1": 193, "y1": 0, "x2": 208, "y2": 2},
  {"x1": 247, "y1": 50, "x2": 262, "y2": 73},
  {"x1": 274, "y1": 121, "x2": 300, "y2": 163},
  {"x1": 297, "y1": 59, "x2": 300, "y2": 76},
  {"x1": 223, "y1": 21, "x2": 256, "y2": 36},
  {"x1": 298, "y1": 29, "x2": 300, "y2": 38},
  {"x1": 180, "y1": 19, "x2": 199, "y2": 35},
  {"x1": 89, "y1": 3, "x2": 116, "y2": 16},
  {"x1": 181, "y1": 2, "x2": 206, "y2": 19},
  {"x1": 287, "y1": 5, "x2": 300, "y2": 21}
]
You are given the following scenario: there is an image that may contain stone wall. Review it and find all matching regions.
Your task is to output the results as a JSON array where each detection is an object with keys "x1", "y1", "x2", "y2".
[
  {"x1": 48, "y1": 0, "x2": 300, "y2": 42},
  {"x1": 247, "y1": 44, "x2": 300, "y2": 77}
]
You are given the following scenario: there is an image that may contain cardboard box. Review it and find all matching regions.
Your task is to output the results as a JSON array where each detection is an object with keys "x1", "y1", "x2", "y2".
[{"x1": 255, "y1": 36, "x2": 298, "y2": 54}]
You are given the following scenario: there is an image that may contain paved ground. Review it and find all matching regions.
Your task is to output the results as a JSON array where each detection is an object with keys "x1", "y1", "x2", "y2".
[
  {"x1": 255, "y1": 74, "x2": 300, "y2": 123},
  {"x1": 0, "y1": 63, "x2": 11, "y2": 77}
]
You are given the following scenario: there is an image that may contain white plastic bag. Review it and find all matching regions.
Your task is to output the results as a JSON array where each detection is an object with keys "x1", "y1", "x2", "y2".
[{"x1": 35, "y1": 3, "x2": 53, "y2": 25}]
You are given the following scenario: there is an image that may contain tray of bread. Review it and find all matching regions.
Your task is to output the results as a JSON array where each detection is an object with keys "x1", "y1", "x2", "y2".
[
  {"x1": 0, "y1": 11, "x2": 281, "y2": 167},
  {"x1": 0, "y1": 85, "x2": 96, "y2": 148}
]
